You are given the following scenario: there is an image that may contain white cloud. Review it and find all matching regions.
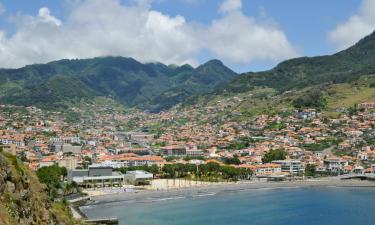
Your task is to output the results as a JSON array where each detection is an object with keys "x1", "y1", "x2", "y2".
[
  {"x1": 0, "y1": 0, "x2": 198, "y2": 68},
  {"x1": 328, "y1": 0, "x2": 375, "y2": 50},
  {"x1": 0, "y1": 0, "x2": 298, "y2": 69},
  {"x1": 38, "y1": 7, "x2": 62, "y2": 26},
  {"x1": 219, "y1": 0, "x2": 242, "y2": 14},
  {"x1": 205, "y1": 1, "x2": 298, "y2": 64},
  {"x1": 204, "y1": 14, "x2": 298, "y2": 64}
]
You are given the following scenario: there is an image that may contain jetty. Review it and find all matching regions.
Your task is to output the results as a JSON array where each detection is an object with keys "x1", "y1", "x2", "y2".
[
  {"x1": 339, "y1": 173, "x2": 375, "y2": 181},
  {"x1": 84, "y1": 217, "x2": 119, "y2": 225}
]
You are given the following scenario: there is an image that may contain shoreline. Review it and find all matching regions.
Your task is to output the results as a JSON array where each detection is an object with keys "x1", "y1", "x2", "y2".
[{"x1": 80, "y1": 178, "x2": 375, "y2": 209}]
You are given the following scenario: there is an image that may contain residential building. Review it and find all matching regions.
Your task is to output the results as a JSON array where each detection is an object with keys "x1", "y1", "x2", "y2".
[{"x1": 273, "y1": 160, "x2": 304, "y2": 175}]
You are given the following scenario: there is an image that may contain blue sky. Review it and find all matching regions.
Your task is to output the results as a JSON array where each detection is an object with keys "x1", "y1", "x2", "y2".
[{"x1": 0, "y1": 0, "x2": 372, "y2": 72}]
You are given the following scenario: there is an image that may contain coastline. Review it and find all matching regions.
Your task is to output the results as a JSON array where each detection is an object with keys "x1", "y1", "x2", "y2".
[{"x1": 80, "y1": 178, "x2": 375, "y2": 209}]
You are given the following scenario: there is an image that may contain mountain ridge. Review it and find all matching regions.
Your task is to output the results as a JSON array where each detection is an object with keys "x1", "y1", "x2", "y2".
[
  {"x1": 2, "y1": 30, "x2": 375, "y2": 112},
  {"x1": 217, "y1": 30, "x2": 375, "y2": 95},
  {"x1": 0, "y1": 56, "x2": 237, "y2": 111}
]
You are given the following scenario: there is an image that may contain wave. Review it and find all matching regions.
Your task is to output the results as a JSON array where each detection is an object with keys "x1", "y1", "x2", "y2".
[
  {"x1": 193, "y1": 192, "x2": 217, "y2": 197},
  {"x1": 149, "y1": 196, "x2": 186, "y2": 202}
]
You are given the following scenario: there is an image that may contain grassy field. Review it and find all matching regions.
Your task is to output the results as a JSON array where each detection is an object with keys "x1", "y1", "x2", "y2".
[{"x1": 326, "y1": 84, "x2": 375, "y2": 109}]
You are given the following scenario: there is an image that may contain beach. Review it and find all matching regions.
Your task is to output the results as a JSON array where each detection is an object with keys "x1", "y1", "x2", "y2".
[
  {"x1": 80, "y1": 182, "x2": 375, "y2": 225},
  {"x1": 81, "y1": 178, "x2": 375, "y2": 207}
]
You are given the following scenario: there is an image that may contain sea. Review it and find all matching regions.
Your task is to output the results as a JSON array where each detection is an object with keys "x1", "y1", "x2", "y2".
[{"x1": 81, "y1": 187, "x2": 375, "y2": 225}]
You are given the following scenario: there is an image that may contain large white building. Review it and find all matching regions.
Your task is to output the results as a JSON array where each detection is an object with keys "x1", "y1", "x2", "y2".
[
  {"x1": 124, "y1": 170, "x2": 153, "y2": 185},
  {"x1": 96, "y1": 155, "x2": 164, "y2": 168},
  {"x1": 68, "y1": 166, "x2": 125, "y2": 188},
  {"x1": 273, "y1": 160, "x2": 304, "y2": 176},
  {"x1": 324, "y1": 158, "x2": 349, "y2": 172}
]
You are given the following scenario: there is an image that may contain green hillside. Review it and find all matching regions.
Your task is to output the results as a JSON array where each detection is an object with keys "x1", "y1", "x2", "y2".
[
  {"x1": 0, "y1": 150, "x2": 83, "y2": 225},
  {"x1": 219, "y1": 30, "x2": 375, "y2": 94},
  {"x1": 149, "y1": 59, "x2": 237, "y2": 111},
  {"x1": 0, "y1": 57, "x2": 237, "y2": 111}
]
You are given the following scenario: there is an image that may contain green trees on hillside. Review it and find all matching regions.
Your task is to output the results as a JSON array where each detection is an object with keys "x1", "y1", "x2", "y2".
[
  {"x1": 293, "y1": 88, "x2": 327, "y2": 109},
  {"x1": 227, "y1": 137, "x2": 254, "y2": 150},
  {"x1": 36, "y1": 165, "x2": 67, "y2": 199},
  {"x1": 268, "y1": 121, "x2": 287, "y2": 131},
  {"x1": 223, "y1": 156, "x2": 241, "y2": 165},
  {"x1": 221, "y1": 31, "x2": 375, "y2": 96},
  {"x1": 36, "y1": 165, "x2": 66, "y2": 186},
  {"x1": 262, "y1": 149, "x2": 287, "y2": 163},
  {"x1": 0, "y1": 57, "x2": 237, "y2": 112}
]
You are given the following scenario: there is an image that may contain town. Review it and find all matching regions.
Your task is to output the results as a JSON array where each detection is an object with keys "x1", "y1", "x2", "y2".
[{"x1": 1, "y1": 98, "x2": 375, "y2": 194}]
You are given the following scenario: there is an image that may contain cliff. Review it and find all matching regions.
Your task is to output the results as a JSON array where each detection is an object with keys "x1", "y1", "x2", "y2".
[{"x1": 0, "y1": 150, "x2": 83, "y2": 225}]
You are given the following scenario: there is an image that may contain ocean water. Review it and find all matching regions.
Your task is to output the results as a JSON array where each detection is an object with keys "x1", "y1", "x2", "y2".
[{"x1": 81, "y1": 187, "x2": 375, "y2": 225}]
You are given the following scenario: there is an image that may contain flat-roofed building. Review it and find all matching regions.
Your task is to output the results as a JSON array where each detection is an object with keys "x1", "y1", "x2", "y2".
[
  {"x1": 96, "y1": 155, "x2": 165, "y2": 168},
  {"x1": 58, "y1": 157, "x2": 78, "y2": 170},
  {"x1": 162, "y1": 145, "x2": 186, "y2": 157},
  {"x1": 255, "y1": 163, "x2": 282, "y2": 175},
  {"x1": 124, "y1": 170, "x2": 153, "y2": 185},
  {"x1": 67, "y1": 166, "x2": 125, "y2": 188},
  {"x1": 273, "y1": 160, "x2": 304, "y2": 176},
  {"x1": 186, "y1": 149, "x2": 204, "y2": 157},
  {"x1": 324, "y1": 157, "x2": 349, "y2": 172}
]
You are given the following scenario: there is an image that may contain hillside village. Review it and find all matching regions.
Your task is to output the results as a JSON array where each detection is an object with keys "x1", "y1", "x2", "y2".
[{"x1": 1, "y1": 97, "x2": 375, "y2": 189}]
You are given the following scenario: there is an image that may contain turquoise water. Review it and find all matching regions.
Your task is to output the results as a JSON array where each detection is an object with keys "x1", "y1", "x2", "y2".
[{"x1": 81, "y1": 187, "x2": 375, "y2": 225}]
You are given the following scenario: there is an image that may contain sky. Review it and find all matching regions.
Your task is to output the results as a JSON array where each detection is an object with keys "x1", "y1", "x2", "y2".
[{"x1": 0, "y1": 0, "x2": 372, "y2": 72}]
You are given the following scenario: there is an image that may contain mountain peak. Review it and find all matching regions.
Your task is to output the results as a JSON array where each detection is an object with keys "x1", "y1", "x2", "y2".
[{"x1": 203, "y1": 59, "x2": 224, "y2": 67}]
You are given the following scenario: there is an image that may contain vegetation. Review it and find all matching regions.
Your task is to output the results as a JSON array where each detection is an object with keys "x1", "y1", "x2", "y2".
[
  {"x1": 226, "y1": 136, "x2": 254, "y2": 150},
  {"x1": 302, "y1": 142, "x2": 331, "y2": 152},
  {"x1": 183, "y1": 156, "x2": 205, "y2": 161},
  {"x1": 36, "y1": 165, "x2": 67, "y2": 200},
  {"x1": 293, "y1": 88, "x2": 327, "y2": 109},
  {"x1": 0, "y1": 57, "x2": 236, "y2": 112},
  {"x1": 161, "y1": 162, "x2": 252, "y2": 181},
  {"x1": 302, "y1": 138, "x2": 339, "y2": 152},
  {"x1": 223, "y1": 156, "x2": 241, "y2": 165},
  {"x1": 268, "y1": 121, "x2": 287, "y2": 131},
  {"x1": 219, "y1": 31, "x2": 375, "y2": 95},
  {"x1": 114, "y1": 165, "x2": 159, "y2": 175},
  {"x1": 0, "y1": 151, "x2": 83, "y2": 225},
  {"x1": 262, "y1": 149, "x2": 287, "y2": 163},
  {"x1": 305, "y1": 164, "x2": 317, "y2": 177}
]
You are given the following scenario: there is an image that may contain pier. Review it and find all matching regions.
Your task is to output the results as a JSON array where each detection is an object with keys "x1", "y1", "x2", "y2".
[
  {"x1": 84, "y1": 217, "x2": 119, "y2": 225},
  {"x1": 339, "y1": 174, "x2": 375, "y2": 181}
]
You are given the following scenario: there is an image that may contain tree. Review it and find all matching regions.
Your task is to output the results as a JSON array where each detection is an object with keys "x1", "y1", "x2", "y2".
[
  {"x1": 206, "y1": 162, "x2": 220, "y2": 172},
  {"x1": 293, "y1": 88, "x2": 326, "y2": 110},
  {"x1": 223, "y1": 156, "x2": 241, "y2": 165},
  {"x1": 305, "y1": 164, "x2": 317, "y2": 177},
  {"x1": 268, "y1": 121, "x2": 287, "y2": 131},
  {"x1": 262, "y1": 149, "x2": 287, "y2": 163},
  {"x1": 220, "y1": 166, "x2": 240, "y2": 180},
  {"x1": 115, "y1": 164, "x2": 160, "y2": 175},
  {"x1": 162, "y1": 164, "x2": 178, "y2": 178},
  {"x1": 227, "y1": 136, "x2": 254, "y2": 150},
  {"x1": 36, "y1": 165, "x2": 65, "y2": 187},
  {"x1": 36, "y1": 165, "x2": 67, "y2": 199},
  {"x1": 147, "y1": 164, "x2": 159, "y2": 174},
  {"x1": 83, "y1": 156, "x2": 92, "y2": 162},
  {"x1": 63, "y1": 181, "x2": 80, "y2": 195}
]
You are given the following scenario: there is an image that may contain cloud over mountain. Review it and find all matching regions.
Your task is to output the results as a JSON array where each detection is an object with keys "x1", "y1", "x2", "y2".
[
  {"x1": 0, "y1": 0, "x2": 298, "y2": 68},
  {"x1": 328, "y1": 0, "x2": 375, "y2": 50}
]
